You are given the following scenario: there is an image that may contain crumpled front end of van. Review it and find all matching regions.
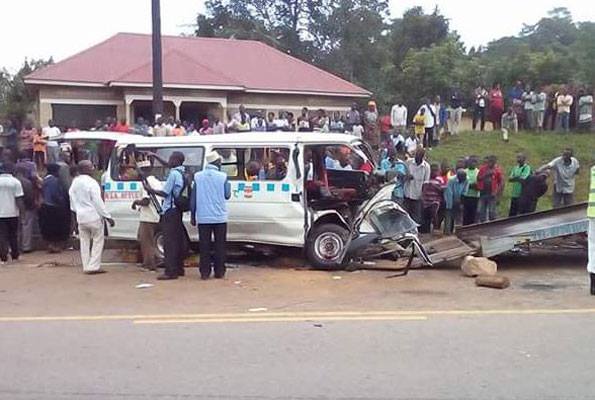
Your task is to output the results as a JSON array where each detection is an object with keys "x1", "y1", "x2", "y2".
[{"x1": 345, "y1": 184, "x2": 432, "y2": 267}]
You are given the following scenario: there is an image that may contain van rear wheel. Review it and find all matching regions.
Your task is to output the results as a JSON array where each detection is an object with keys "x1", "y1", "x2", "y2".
[{"x1": 306, "y1": 224, "x2": 350, "y2": 270}]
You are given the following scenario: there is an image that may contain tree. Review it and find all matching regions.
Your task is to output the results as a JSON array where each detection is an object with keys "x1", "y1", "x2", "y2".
[
  {"x1": 195, "y1": 0, "x2": 329, "y2": 61},
  {"x1": 573, "y1": 22, "x2": 595, "y2": 88},
  {"x1": 397, "y1": 36, "x2": 471, "y2": 110},
  {"x1": 390, "y1": 6, "x2": 449, "y2": 68},
  {"x1": 311, "y1": 0, "x2": 390, "y2": 98},
  {"x1": 0, "y1": 58, "x2": 53, "y2": 127}
]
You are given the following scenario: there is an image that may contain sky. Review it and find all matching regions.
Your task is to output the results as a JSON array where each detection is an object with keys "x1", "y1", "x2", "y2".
[{"x1": 2, "y1": 0, "x2": 595, "y2": 73}]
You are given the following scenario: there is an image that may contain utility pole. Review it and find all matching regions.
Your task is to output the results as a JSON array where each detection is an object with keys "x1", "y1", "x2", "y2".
[{"x1": 151, "y1": 0, "x2": 163, "y2": 121}]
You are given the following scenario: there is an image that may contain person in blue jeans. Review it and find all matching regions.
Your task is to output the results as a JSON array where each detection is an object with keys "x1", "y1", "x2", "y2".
[{"x1": 191, "y1": 151, "x2": 231, "y2": 280}]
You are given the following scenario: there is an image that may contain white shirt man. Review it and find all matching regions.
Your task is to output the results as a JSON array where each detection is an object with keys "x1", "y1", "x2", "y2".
[
  {"x1": 134, "y1": 169, "x2": 163, "y2": 271},
  {"x1": 391, "y1": 104, "x2": 408, "y2": 131},
  {"x1": 69, "y1": 162, "x2": 113, "y2": 274},
  {"x1": 42, "y1": 124, "x2": 61, "y2": 140},
  {"x1": 419, "y1": 104, "x2": 436, "y2": 129},
  {"x1": 0, "y1": 167, "x2": 24, "y2": 263},
  {"x1": 404, "y1": 135, "x2": 419, "y2": 155}
]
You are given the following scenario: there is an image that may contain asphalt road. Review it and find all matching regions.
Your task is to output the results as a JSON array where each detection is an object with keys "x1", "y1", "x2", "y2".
[{"x1": 1, "y1": 312, "x2": 595, "y2": 400}]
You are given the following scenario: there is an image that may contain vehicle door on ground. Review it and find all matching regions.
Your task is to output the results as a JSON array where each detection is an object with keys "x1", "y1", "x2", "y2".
[
  {"x1": 213, "y1": 146, "x2": 305, "y2": 246},
  {"x1": 105, "y1": 145, "x2": 204, "y2": 239}
]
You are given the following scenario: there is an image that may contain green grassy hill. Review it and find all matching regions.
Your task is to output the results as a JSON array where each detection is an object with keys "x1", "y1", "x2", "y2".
[{"x1": 426, "y1": 131, "x2": 595, "y2": 216}]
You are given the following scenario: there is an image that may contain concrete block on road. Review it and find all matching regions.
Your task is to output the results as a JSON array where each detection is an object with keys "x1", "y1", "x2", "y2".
[
  {"x1": 461, "y1": 256, "x2": 497, "y2": 277},
  {"x1": 475, "y1": 274, "x2": 511, "y2": 289}
]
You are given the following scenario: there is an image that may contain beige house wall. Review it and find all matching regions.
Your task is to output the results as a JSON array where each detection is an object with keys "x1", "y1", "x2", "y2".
[{"x1": 33, "y1": 84, "x2": 366, "y2": 126}]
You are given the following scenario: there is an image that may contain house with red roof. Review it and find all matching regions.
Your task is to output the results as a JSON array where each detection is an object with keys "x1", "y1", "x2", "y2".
[{"x1": 25, "y1": 33, "x2": 370, "y2": 129}]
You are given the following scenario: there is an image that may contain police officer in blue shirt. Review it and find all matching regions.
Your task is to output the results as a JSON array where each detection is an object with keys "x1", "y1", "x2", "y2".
[{"x1": 147, "y1": 151, "x2": 187, "y2": 280}]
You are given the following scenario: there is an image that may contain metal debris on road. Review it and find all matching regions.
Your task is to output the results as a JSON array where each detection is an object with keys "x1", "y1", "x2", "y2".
[{"x1": 135, "y1": 283, "x2": 154, "y2": 289}]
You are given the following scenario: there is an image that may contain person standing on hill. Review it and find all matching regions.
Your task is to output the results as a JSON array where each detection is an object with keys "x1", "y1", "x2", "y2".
[
  {"x1": 391, "y1": 101, "x2": 407, "y2": 137},
  {"x1": 472, "y1": 86, "x2": 487, "y2": 131},
  {"x1": 508, "y1": 153, "x2": 532, "y2": 217},
  {"x1": 448, "y1": 91, "x2": 463, "y2": 136},
  {"x1": 538, "y1": 148, "x2": 580, "y2": 208},
  {"x1": 477, "y1": 155, "x2": 504, "y2": 223},
  {"x1": 404, "y1": 148, "x2": 430, "y2": 224},
  {"x1": 462, "y1": 157, "x2": 480, "y2": 225},
  {"x1": 521, "y1": 86, "x2": 535, "y2": 130},
  {"x1": 443, "y1": 169, "x2": 468, "y2": 235},
  {"x1": 489, "y1": 83, "x2": 504, "y2": 130},
  {"x1": 533, "y1": 87, "x2": 547, "y2": 132},
  {"x1": 557, "y1": 88, "x2": 573, "y2": 132},
  {"x1": 578, "y1": 90, "x2": 593, "y2": 132}
]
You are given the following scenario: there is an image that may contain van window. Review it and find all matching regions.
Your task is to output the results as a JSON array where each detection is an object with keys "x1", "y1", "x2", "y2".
[
  {"x1": 213, "y1": 147, "x2": 290, "y2": 181},
  {"x1": 112, "y1": 146, "x2": 204, "y2": 181}
]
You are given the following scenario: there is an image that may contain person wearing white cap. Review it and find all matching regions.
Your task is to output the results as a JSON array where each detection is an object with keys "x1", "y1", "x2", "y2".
[
  {"x1": 132, "y1": 160, "x2": 163, "y2": 271},
  {"x1": 190, "y1": 150, "x2": 231, "y2": 279}
]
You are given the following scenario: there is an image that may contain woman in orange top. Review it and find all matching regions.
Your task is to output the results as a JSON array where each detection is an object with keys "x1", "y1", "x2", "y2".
[{"x1": 33, "y1": 128, "x2": 48, "y2": 170}]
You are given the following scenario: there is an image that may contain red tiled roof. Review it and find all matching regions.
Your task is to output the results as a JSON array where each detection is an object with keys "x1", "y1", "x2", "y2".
[{"x1": 26, "y1": 33, "x2": 370, "y2": 97}]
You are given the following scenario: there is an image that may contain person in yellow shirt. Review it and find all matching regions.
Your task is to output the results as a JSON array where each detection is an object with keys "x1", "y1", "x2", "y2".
[
  {"x1": 33, "y1": 128, "x2": 47, "y2": 171},
  {"x1": 414, "y1": 108, "x2": 426, "y2": 142}
]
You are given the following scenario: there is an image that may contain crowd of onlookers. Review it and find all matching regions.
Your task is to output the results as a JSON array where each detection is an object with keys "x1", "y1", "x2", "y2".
[
  {"x1": 375, "y1": 144, "x2": 580, "y2": 235},
  {"x1": 0, "y1": 81, "x2": 591, "y2": 265},
  {"x1": 468, "y1": 82, "x2": 593, "y2": 134}
]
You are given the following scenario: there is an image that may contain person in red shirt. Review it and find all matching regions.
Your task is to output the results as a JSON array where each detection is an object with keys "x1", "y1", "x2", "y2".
[
  {"x1": 114, "y1": 118, "x2": 130, "y2": 133},
  {"x1": 477, "y1": 155, "x2": 504, "y2": 223},
  {"x1": 379, "y1": 114, "x2": 392, "y2": 148},
  {"x1": 489, "y1": 82, "x2": 505, "y2": 130}
]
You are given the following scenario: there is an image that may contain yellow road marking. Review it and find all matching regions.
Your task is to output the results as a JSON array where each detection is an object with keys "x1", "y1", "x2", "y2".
[
  {"x1": 133, "y1": 315, "x2": 428, "y2": 325},
  {"x1": 1, "y1": 308, "x2": 595, "y2": 323}
]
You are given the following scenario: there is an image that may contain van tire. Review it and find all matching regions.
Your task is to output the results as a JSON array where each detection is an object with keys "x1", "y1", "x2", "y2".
[
  {"x1": 306, "y1": 224, "x2": 350, "y2": 270},
  {"x1": 153, "y1": 228, "x2": 191, "y2": 268},
  {"x1": 153, "y1": 229, "x2": 165, "y2": 267}
]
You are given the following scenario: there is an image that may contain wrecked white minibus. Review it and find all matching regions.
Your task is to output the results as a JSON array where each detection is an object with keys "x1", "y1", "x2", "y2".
[{"x1": 64, "y1": 131, "x2": 431, "y2": 269}]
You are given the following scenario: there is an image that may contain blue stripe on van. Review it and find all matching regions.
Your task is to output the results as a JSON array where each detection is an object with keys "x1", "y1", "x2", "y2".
[
  {"x1": 267, "y1": 183, "x2": 275, "y2": 192},
  {"x1": 252, "y1": 183, "x2": 260, "y2": 192},
  {"x1": 282, "y1": 184, "x2": 290, "y2": 192},
  {"x1": 116, "y1": 182, "x2": 124, "y2": 191},
  {"x1": 104, "y1": 183, "x2": 112, "y2": 191},
  {"x1": 130, "y1": 182, "x2": 138, "y2": 191},
  {"x1": 238, "y1": 183, "x2": 245, "y2": 192}
]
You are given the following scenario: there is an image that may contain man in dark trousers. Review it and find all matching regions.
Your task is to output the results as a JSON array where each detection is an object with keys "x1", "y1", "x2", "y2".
[
  {"x1": 147, "y1": 151, "x2": 187, "y2": 280},
  {"x1": 191, "y1": 151, "x2": 231, "y2": 280}
]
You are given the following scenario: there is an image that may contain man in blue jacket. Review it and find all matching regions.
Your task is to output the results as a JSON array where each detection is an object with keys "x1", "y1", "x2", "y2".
[{"x1": 191, "y1": 151, "x2": 231, "y2": 280}]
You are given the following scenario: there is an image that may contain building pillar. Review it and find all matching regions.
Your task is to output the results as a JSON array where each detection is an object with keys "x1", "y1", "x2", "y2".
[
  {"x1": 174, "y1": 99, "x2": 182, "y2": 121},
  {"x1": 125, "y1": 99, "x2": 133, "y2": 125}
]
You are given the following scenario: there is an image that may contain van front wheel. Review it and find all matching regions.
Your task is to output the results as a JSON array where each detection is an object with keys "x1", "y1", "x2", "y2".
[{"x1": 306, "y1": 224, "x2": 350, "y2": 270}]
